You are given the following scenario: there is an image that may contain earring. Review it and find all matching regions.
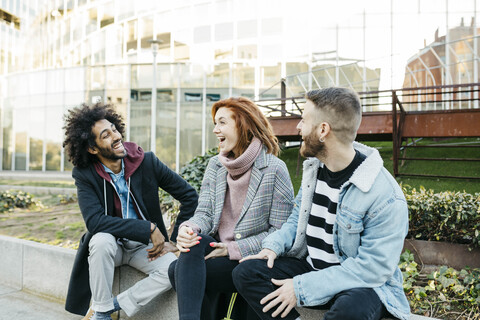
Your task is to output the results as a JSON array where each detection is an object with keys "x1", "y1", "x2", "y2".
[{"x1": 320, "y1": 137, "x2": 325, "y2": 143}]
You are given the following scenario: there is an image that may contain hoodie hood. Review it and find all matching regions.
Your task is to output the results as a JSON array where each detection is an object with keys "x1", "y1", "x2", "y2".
[{"x1": 93, "y1": 142, "x2": 145, "y2": 180}]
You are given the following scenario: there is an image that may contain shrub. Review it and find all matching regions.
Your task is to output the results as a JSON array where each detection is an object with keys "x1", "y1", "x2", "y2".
[
  {"x1": 160, "y1": 148, "x2": 218, "y2": 229},
  {"x1": 403, "y1": 185, "x2": 480, "y2": 248},
  {"x1": 400, "y1": 250, "x2": 480, "y2": 319},
  {"x1": 0, "y1": 190, "x2": 41, "y2": 213}
]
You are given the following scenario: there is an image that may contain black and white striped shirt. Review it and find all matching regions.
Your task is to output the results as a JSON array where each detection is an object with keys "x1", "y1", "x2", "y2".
[{"x1": 306, "y1": 150, "x2": 366, "y2": 270}]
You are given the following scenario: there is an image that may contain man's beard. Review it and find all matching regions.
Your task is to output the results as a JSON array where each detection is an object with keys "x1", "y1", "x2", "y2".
[
  {"x1": 97, "y1": 140, "x2": 127, "y2": 160},
  {"x1": 300, "y1": 129, "x2": 326, "y2": 159}
]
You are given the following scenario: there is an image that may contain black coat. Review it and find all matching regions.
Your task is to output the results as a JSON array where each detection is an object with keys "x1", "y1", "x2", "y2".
[{"x1": 65, "y1": 145, "x2": 198, "y2": 315}]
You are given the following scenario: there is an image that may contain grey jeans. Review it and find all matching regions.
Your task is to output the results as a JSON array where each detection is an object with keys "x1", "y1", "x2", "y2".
[{"x1": 88, "y1": 232, "x2": 176, "y2": 316}]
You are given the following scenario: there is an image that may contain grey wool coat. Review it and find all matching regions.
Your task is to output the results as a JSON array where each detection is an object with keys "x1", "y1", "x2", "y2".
[{"x1": 186, "y1": 147, "x2": 295, "y2": 258}]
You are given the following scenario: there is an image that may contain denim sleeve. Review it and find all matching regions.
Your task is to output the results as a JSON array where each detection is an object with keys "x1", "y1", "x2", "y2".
[
  {"x1": 262, "y1": 187, "x2": 302, "y2": 256},
  {"x1": 292, "y1": 195, "x2": 409, "y2": 307}
]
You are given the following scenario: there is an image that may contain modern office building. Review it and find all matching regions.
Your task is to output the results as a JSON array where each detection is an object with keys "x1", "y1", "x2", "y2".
[
  {"x1": 403, "y1": 17, "x2": 480, "y2": 107},
  {"x1": 2, "y1": 0, "x2": 476, "y2": 172}
]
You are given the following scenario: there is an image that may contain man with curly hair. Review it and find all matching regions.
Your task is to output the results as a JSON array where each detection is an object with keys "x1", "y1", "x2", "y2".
[{"x1": 63, "y1": 103, "x2": 198, "y2": 320}]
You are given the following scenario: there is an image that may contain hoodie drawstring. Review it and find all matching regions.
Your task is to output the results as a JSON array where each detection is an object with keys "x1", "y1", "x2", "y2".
[
  {"x1": 103, "y1": 180, "x2": 107, "y2": 215},
  {"x1": 126, "y1": 178, "x2": 131, "y2": 219}
]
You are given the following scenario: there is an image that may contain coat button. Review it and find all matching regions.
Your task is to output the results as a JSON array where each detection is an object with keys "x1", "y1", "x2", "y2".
[
  {"x1": 300, "y1": 300, "x2": 304, "y2": 305},
  {"x1": 347, "y1": 224, "x2": 351, "y2": 229},
  {"x1": 235, "y1": 233, "x2": 242, "y2": 239}
]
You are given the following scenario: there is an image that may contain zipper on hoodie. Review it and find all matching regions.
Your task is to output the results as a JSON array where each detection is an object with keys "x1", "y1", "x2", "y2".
[{"x1": 107, "y1": 180, "x2": 146, "y2": 220}]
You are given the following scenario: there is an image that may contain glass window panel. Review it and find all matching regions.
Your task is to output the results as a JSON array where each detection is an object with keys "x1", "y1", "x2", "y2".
[
  {"x1": 179, "y1": 99, "x2": 202, "y2": 167},
  {"x1": 261, "y1": 44, "x2": 282, "y2": 61},
  {"x1": 29, "y1": 107, "x2": 44, "y2": 170},
  {"x1": 14, "y1": 107, "x2": 27, "y2": 170},
  {"x1": 28, "y1": 71, "x2": 47, "y2": 95},
  {"x1": 106, "y1": 65, "x2": 129, "y2": 89},
  {"x1": 47, "y1": 69, "x2": 65, "y2": 93},
  {"x1": 127, "y1": 19, "x2": 138, "y2": 52},
  {"x1": 237, "y1": 20, "x2": 257, "y2": 39},
  {"x1": 139, "y1": 15, "x2": 154, "y2": 49},
  {"x1": 105, "y1": 24, "x2": 123, "y2": 62},
  {"x1": 155, "y1": 99, "x2": 176, "y2": 169},
  {"x1": 261, "y1": 17, "x2": 282, "y2": 36},
  {"x1": 117, "y1": 1, "x2": 135, "y2": 21},
  {"x1": 89, "y1": 66, "x2": 105, "y2": 90},
  {"x1": 194, "y1": 25, "x2": 211, "y2": 44},
  {"x1": 215, "y1": 22, "x2": 233, "y2": 42},
  {"x1": 2, "y1": 104, "x2": 12, "y2": 170},
  {"x1": 86, "y1": 7, "x2": 97, "y2": 35},
  {"x1": 207, "y1": 63, "x2": 229, "y2": 88},
  {"x1": 237, "y1": 44, "x2": 257, "y2": 59},
  {"x1": 260, "y1": 64, "x2": 281, "y2": 88},
  {"x1": 65, "y1": 67, "x2": 86, "y2": 92},
  {"x1": 232, "y1": 63, "x2": 254, "y2": 89},
  {"x1": 99, "y1": 1, "x2": 114, "y2": 28},
  {"x1": 46, "y1": 106, "x2": 62, "y2": 171}
]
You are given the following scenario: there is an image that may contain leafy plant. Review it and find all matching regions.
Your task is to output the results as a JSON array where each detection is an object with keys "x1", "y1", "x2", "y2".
[
  {"x1": 58, "y1": 193, "x2": 78, "y2": 204},
  {"x1": 0, "y1": 190, "x2": 42, "y2": 213},
  {"x1": 159, "y1": 148, "x2": 219, "y2": 230},
  {"x1": 400, "y1": 250, "x2": 480, "y2": 319},
  {"x1": 403, "y1": 185, "x2": 480, "y2": 248}
]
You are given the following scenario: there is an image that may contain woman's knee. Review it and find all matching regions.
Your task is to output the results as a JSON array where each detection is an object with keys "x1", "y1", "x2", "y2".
[{"x1": 179, "y1": 234, "x2": 213, "y2": 258}]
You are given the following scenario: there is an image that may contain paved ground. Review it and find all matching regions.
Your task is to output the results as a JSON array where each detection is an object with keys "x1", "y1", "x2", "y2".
[{"x1": 0, "y1": 283, "x2": 82, "y2": 320}]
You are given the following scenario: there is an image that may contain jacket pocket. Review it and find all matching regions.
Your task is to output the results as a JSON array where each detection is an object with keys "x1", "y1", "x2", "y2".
[{"x1": 336, "y1": 208, "x2": 364, "y2": 257}]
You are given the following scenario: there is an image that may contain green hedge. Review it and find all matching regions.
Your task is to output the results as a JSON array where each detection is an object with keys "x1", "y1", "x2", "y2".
[
  {"x1": 404, "y1": 185, "x2": 480, "y2": 248},
  {"x1": 161, "y1": 149, "x2": 480, "y2": 249}
]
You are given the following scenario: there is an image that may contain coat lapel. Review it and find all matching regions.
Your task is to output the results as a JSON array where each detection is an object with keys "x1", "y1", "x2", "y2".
[
  {"x1": 215, "y1": 164, "x2": 228, "y2": 225},
  {"x1": 238, "y1": 148, "x2": 268, "y2": 220}
]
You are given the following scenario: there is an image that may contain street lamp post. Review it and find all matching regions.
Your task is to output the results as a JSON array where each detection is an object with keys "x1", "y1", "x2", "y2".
[{"x1": 148, "y1": 39, "x2": 163, "y2": 154}]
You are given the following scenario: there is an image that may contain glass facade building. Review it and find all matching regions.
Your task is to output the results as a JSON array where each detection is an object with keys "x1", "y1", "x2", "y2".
[{"x1": 1, "y1": 0, "x2": 478, "y2": 172}]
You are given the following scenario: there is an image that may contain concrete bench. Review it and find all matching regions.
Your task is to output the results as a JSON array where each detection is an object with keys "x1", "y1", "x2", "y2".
[
  {"x1": 0, "y1": 235, "x2": 437, "y2": 320},
  {"x1": 118, "y1": 266, "x2": 437, "y2": 320}
]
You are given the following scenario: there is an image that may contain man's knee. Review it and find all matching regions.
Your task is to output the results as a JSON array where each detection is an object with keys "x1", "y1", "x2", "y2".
[
  {"x1": 232, "y1": 260, "x2": 265, "y2": 289},
  {"x1": 325, "y1": 288, "x2": 385, "y2": 320},
  {"x1": 89, "y1": 232, "x2": 117, "y2": 256},
  {"x1": 168, "y1": 260, "x2": 177, "y2": 289}
]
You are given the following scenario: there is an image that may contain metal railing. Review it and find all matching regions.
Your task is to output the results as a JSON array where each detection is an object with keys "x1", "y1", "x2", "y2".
[{"x1": 257, "y1": 81, "x2": 480, "y2": 180}]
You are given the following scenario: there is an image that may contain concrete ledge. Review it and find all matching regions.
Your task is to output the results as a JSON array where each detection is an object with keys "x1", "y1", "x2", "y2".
[
  {"x1": 0, "y1": 185, "x2": 76, "y2": 195},
  {"x1": 0, "y1": 235, "x2": 438, "y2": 320}
]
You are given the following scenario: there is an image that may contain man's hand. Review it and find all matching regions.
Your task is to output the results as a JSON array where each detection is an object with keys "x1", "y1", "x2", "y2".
[
  {"x1": 239, "y1": 248, "x2": 277, "y2": 268},
  {"x1": 160, "y1": 241, "x2": 178, "y2": 256},
  {"x1": 176, "y1": 225, "x2": 201, "y2": 252},
  {"x1": 148, "y1": 223, "x2": 165, "y2": 261},
  {"x1": 205, "y1": 242, "x2": 228, "y2": 260},
  {"x1": 261, "y1": 278, "x2": 297, "y2": 318}
]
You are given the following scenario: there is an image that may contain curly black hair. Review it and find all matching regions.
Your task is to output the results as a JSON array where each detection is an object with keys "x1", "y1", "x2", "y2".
[{"x1": 63, "y1": 103, "x2": 125, "y2": 168}]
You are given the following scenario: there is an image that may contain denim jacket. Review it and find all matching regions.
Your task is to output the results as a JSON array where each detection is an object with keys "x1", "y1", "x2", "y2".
[{"x1": 262, "y1": 142, "x2": 410, "y2": 320}]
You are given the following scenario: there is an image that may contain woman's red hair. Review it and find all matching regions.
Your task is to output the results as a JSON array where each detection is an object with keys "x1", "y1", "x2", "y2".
[{"x1": 212, "y1": 97, "x2": 279, "y2": 156}]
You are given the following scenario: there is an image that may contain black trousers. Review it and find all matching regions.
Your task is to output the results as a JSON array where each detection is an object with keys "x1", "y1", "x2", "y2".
[
  {"x1": 168, "y1": 234, "x2": 259, "y2": 320},
  {"x1": 232, "y1": 257, "x2": 389, "y2": 320}
]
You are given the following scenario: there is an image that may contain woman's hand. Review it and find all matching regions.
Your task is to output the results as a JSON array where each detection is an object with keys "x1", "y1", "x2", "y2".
[
  {"x1": 205, "y1": 242, "x2": 228, "y2": 260},
  {"x1": 176, "y1": 225, "x2": 201, "y2": 252}
]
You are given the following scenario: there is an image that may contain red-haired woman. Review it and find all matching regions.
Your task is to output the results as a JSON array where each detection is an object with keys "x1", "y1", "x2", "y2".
[{"x1": 168, "y1": 97, "x2": 294, "y2": 320}]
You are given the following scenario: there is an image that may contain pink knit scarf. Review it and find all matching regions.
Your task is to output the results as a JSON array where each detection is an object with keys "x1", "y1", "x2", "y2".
[{"x1": 218, "y1": 137, "x2": 262, "y2": 178}]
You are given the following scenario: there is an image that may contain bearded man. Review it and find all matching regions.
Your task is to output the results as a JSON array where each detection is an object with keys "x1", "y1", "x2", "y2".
[
  {"x1": 62, "y1": 103, "x2": 198, "y2": 320},
  {"x1": 233, "y1": 87, "x2": 410, "y2": 320}
]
